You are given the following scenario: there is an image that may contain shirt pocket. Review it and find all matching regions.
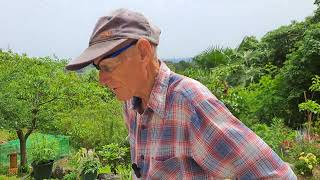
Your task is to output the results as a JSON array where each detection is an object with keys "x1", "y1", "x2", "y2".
[{"x1": 148, "y1": 156, "x2": 183, "y2": 180}]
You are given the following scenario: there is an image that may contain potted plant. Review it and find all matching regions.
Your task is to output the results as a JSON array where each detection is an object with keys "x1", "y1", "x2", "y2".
[
  {"x1": 29, "y1": 134, "x2": 59, "y2": 180},
  {"x1": 75, "y1": 148, "x2": 101, "y2": 180}
]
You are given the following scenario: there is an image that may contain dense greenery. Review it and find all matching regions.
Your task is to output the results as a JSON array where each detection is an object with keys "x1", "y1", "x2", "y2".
[
  {"x1": 172, "y1": 6, "x2": 320, "y2": 129},
  {"x1": 29, "y1": 134, "x2": 59, "y2": 165},
  {"x1": 0, "y1": 50, "x2": 127, "y2": 172}
]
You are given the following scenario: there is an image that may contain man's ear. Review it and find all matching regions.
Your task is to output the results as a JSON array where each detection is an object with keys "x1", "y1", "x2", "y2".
[{"x1": 136, "y1": 38, "x2": 152, "y2": 63}]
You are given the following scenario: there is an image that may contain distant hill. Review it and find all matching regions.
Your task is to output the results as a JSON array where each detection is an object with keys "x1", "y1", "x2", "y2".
[{"x1": 162, "y1": 57, "x2": 193, "y2": 63}]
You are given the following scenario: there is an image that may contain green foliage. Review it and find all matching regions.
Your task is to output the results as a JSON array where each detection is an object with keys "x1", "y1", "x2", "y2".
[
  {"x1": 29, "y1": 134, "x2": 59, "y2": 165},
  {"x1": 116, "y1": 164, "x2": 132, "y2": 180},
  {"x1": 193, "y1": 46, "x2": 231, "y2": 70},
  {"x1": 0, "y1": 164, "x2": 8, "y2": 175},
  {"x1": 0, "y1": 129, "x2": 16, "y2": 142},
  {"x1": 0, "y1": 50, "x2": 76, "y2": 130},
  {"x1": 55, "y1": 98, "x2": 127, "y2": 149},
  {"x1": 63, "y1": 172, "x2": 77, "y2": 180},
  {"x1": 172, "y1": 60, "x2": 193, "y2": 73},
  {"x1": 0, "y1": 50, "x2": 110, "y2": 134},
  {"x1": 0, "y1": 175, "x2": 20, "y2": 180},
  {"x1": 288, "y1": 141, "x2": 320, "y2": 166},
  {"x1": 310, "y1": 75, "x2": 320, "y2": 92},
  {"x1": 296, "y1": 152, "x2": 319, "y2": 176},
  {"x1": 275, "y1": 23, "x2": 320, "y2": 126},
  {"x1": 74, "y1": 148, "x2": 101, "y2": 175},
  {"x1": 299, "y1": 100, "x2": 320, "y2": 114},
  {"x1": 98, "y1": 165, "x2": 112, "y2": 174},
  {"x1": 237, "y1": 76, "x2": 286, "y2": 124},
  {"x1": 98, "y1": 143, "x2": 130, "y2": 174},
  {"x1": 48, "y1": 67, "x2": 128, "y2": 149},
  {"x1": 220, "y1": 88, "x2": 246, "y2": 117},
  {"x1": 313, "y1": 119, "x2": 320, "y2": 136},
  {"x1": 251, "y1": 118, "x2": 296, "y2": 155},
  {"x1": 259, "y1": 22, "x2": 306, "y2": 67},
  {"x1": 0, "y1": 50, "x2": 89, "y2": 169},
  {"x1": 237, "y1": 36, "x2": 259, "y2": 52}
]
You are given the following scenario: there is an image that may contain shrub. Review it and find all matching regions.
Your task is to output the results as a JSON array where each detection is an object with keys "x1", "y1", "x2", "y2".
[
  {"x1": 251, "y1": 118, "x2": 296, "y2": 156},
  {"x1": 116, "y1": 164, "x2": 132, "y2": 180},
  {"x1": 0, "y1": 129, "x2": 17, "y2": 142},
  {"x1": 0, "y1": 164, "x2": 8, "y2": 175},
  {"x1": 98, "y1": 165, "x2": 112, "y2": 174},
  {"x1": 295, "y1": 152, "x2": 318, "y2": 176},
  {"x1": 28, "y1": 134, "x2": 59, "y2": 165},
  {"x1": 63, "y1": 171, "x2": 77, "y2": 180},
  {"x1": 98, "y1": 143, "x2": 129, "y2": 174},
  {"x1": 288, "y1": 141, "x2": 320, "y2": 162},
  {"x1": 73, "y1": 148, "x2": 101, "y2": 175},
  {"x1": 55, "y1": 99, "x2": 128, "y2": 149}
]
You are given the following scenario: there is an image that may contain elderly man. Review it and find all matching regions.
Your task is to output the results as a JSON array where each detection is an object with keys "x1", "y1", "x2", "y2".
[{"x1": 66, "y1": 8, "x2": 297, "y2": 180}]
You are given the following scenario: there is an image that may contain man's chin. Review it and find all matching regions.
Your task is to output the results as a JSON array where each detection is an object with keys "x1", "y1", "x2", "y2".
[{"x1": 115, "y1": 94, "x2": 131, "y2": 101}]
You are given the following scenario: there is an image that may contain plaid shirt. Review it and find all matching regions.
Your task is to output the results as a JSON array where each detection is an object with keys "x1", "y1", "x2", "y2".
[{"x1": 123, "y1": 61, "x2": 297, "y2": 180}]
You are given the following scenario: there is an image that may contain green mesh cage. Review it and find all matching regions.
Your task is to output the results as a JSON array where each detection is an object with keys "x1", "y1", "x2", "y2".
[{"x1": 0, "y1": 133, "x2": 70, "y2": 167}]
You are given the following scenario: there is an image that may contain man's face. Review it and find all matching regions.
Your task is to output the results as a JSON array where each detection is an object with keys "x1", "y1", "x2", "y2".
[{"x1": 93, "y1": 41, "x2": 145, "y2": 101}]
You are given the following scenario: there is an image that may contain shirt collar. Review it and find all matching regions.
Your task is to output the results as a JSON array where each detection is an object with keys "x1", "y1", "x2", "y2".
[{"x1": 128, "y1": 60, "x2": 171, "y2": 119}]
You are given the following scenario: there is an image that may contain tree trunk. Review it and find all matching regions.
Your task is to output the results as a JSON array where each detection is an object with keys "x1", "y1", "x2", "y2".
[
  {"x1": 16, "y1": 130, "x2": 27, "y2": 172},
  {"x1": 16, "y1": 129, "x2": 33, "y2": 173},
  {"x1": 308, "y1": 112, "x2": 312, "y2": 142},
  {"x1": 304, "y1": 91, "x2": 313, "y2": 142},
  {"x1": 223, "y1": 80, "x2": 229, "y2": 95}
]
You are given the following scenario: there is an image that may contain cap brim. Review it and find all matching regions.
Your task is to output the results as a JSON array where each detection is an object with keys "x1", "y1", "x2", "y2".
[{"x1": 65, "y1": 38, "x2": 131, "y2": 71}]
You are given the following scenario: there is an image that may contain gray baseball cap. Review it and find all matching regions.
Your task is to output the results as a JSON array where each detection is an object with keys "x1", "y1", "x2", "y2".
[{"x1": 66, "y1": 8, "x2": 161, "y2": 70}]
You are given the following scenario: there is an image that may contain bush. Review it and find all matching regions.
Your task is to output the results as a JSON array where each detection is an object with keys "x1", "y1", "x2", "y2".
[
  {"x1": 251, "y1": 118, "x2": 296, "y2": 156},
  {"x1": 0, "y1": 164, "x2": 8, "y2": 175},
  {"x1": 28, "y1": 134, "x2": 59, "y2": 165},
  {"x1": 98, "y1": 165, "x2": 112, "y2": 174},
  {"x1": 295, "y1": 152, "x2": 318, "y2": 176},
  {"x1": 98, "y1": 143, "x2": 129, "y2": 174},
  {"x1": 288, "y1": 142, "x2": 320, "y2": 161},
  {"x1": 63, "y1": 171, "x2": 77, "y2": 180},
  {"x1": 116, "y1": 165, "x2": 132, "y2": 180},
  {"x1": 73, "y1": 148, "x2": 101, "y2": 175},
  {"x1": 55, "y1": 99, "x2": 128, "y2": 149},
  {"x1": 0, "y1": 129, "x2": 16, "y2": 142}
]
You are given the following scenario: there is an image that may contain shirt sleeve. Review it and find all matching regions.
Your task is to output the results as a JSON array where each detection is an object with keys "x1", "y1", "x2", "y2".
[{"x1": 187, "y1": 97, "x2": 297, "y2": 179}]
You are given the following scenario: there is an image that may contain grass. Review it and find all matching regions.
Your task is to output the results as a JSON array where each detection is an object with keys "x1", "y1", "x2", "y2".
[{"x1": 0, "y1": 175, "x2": 20, "y2": 180}]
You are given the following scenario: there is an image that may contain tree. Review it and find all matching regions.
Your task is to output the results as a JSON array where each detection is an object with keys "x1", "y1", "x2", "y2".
[
  {"x1": 298, "y1": 76, "x2": 320, "y2": 142},
  {"x1": 193, "y1": 46, "x2": 230, "y2": 70},
  {"x1": 259, "y1": 22, "x2": 306, "y2": 67},
  {"x1": 276, "y1": 23, "x2": 320, "y2": 127},
  {"x1": 0, "y1": 50, "x2": 82, "y2": 171},
  {"x1": 54, "y1": 92, "x2": 128, "y2": 149},
  {"x1": 237, "y1": 36, "x2": 259, "y2": 52}
]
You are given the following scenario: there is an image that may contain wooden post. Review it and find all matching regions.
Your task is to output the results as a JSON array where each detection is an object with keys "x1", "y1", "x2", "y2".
[{"x1": 8, "y1": 152, "x2": 18, "y2": 175}]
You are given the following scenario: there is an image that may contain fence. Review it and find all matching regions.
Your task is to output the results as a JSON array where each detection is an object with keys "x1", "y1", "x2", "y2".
[{"x1": 0, "y1": 133, "x2": 70, "y2": 167}]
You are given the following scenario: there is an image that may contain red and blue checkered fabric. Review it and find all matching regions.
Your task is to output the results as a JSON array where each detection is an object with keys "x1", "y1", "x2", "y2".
[{"x1": 123, "y1": 62, "x2": 297, "y2": 180}]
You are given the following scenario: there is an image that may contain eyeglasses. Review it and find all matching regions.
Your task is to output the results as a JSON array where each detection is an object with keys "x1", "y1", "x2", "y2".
[{"x1": 93, "y1": 41, "x2": 137, "y2": 71}]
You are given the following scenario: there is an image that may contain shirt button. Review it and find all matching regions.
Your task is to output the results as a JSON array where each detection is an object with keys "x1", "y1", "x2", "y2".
[{"x1": 141, "y1": 155, "x2": 144, "y2": 160}]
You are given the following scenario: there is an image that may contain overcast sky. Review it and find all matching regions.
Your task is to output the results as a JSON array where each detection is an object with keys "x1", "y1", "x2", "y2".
[{"x1": 0, "y1": 0, "x2": 317, "y2": 60}]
